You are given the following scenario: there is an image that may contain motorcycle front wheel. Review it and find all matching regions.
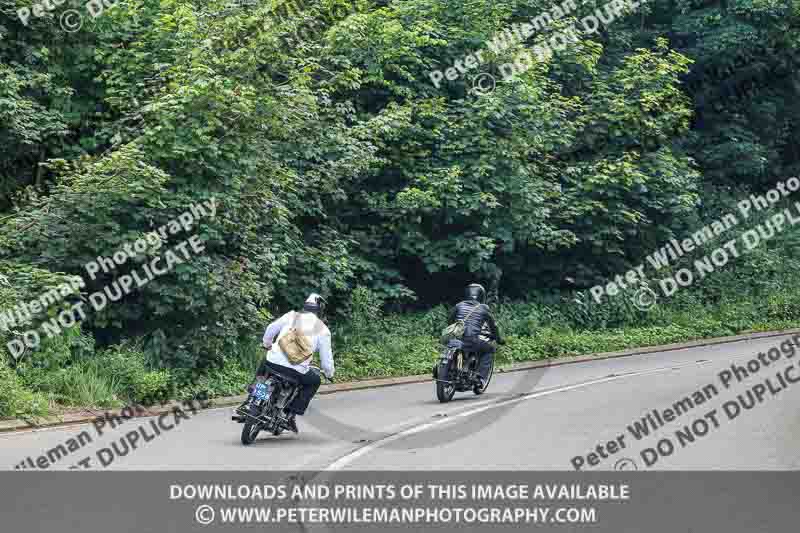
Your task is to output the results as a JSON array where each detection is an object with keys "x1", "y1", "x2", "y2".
[{"x1": 436, "y1": 360, "x2": 456, "y2": 403}]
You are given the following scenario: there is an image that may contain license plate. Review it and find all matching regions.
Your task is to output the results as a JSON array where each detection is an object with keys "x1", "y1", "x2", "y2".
[{"x1": 253, "y1": 382, "x2": 269, "y2": 400}]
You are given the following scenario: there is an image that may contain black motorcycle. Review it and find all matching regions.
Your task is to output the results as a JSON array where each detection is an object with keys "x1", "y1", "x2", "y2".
[
  {"x1": 232, "y1": 365, "x2": 328, "y2": 445},
  {"x1": 433, "y1": 337, "x2": 495, "y2": 403}
]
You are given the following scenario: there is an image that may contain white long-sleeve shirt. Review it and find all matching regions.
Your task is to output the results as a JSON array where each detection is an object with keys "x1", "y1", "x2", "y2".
[{"x1": 262, "y1": 311, "x2": 334, "y2": 378}]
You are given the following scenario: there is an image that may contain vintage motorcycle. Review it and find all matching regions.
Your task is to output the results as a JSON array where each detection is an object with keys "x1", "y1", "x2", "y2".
[
  {"x1": 433, "y1": 335, "x2": 496, "y2": 403},
  {"x1": 232, "y1": 365, "x2": 328, "y2": 444}
]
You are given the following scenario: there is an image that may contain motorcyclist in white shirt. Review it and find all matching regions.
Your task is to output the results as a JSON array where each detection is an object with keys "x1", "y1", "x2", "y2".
[{"x1": 256, "y1": 293, "x2": 334, "y2": 433}]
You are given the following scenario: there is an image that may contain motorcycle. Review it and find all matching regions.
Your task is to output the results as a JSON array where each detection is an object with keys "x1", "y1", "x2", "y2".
[
  {"x1": 232, "y1": 364, "x2": 329, "y2": 445},
  {"x1": 433, "y1": 335, "x2": 496, "y2": 403}
]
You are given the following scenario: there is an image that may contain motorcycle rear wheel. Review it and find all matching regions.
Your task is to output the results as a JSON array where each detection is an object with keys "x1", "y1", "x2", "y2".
[
  {"x1": 436, "y1": 361, "x2": 456, "y2": 403},
  {"x1": 241, "y1": 404, "x2": 263, "y2": 445},
  {"x1": 241, "y1": 421, "x2": 261, "y2": 445}
]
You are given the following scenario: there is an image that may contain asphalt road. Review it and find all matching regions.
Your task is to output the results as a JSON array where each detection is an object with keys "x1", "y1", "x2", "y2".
[{"x1": 3, "y1": 333, "x2": 800, "y2": 471}]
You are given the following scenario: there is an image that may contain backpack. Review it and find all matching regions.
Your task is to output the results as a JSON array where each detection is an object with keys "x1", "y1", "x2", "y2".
[
  {"x1": 278, "y1": 312, "x2": 314, "y2": 364},
  {"x1": 440, "y1": 303, "x2": 480, "y2": 344}
]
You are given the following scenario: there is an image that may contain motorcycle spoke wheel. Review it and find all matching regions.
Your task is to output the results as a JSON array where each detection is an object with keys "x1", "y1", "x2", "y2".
[
  {"x1": 241, "y1": 403, "x2": 264, "y2": 445},
  {"x1": 241, "y1": 422, "x2": 261, "y2": 445},
  {"x1": 436, "y1": 362, "x2": 456, "y2": 403}
]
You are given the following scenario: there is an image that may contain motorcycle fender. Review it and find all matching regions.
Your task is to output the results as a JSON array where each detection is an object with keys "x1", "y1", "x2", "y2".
[{"x1": 439, "y1": 348, "x2": 456, "y2": 365}]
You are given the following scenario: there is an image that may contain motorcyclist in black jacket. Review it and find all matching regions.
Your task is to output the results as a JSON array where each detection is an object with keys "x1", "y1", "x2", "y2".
[{"x1": 449, "y1": 283, "x2": 505, "y2": 389}]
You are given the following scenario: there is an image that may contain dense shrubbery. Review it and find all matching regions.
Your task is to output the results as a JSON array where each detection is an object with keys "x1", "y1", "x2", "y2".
[
  {"x1": 0, "y1": 363, "x2": 48, "y2": 420},
  {"x1": 1, "y1": 0, "x2": 799, "y2": 416}
]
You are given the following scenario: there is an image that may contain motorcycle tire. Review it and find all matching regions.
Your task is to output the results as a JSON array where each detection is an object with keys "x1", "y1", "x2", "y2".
[
  {"x1": 436, "y1": 360, "x2": 456, "y2": 403},
  {"x1": 241, "y1": 403, "x2": 263, "y2": 445}
]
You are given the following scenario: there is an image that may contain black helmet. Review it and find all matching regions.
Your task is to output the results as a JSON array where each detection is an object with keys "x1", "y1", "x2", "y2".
[
  {"x1": 465, "y1": 283, "x2": 486, "y2": 304},
  {"x1": 303, "y1": 293, "x2": 326, "y2": 315}
]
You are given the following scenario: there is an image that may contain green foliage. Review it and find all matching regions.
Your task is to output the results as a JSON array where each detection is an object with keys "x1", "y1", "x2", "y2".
[
  {"x1": 170, "y1": 356, "x2": 250, "y2": 401},
  {"x1": 1, "y1": 0, "x2": 800, "y2": 413},
  {"x1": 22, "y1": 362, "x2": 119, "y2": 409},
  {"x1": 91, "y1": 345, "x2": 173, "y2": 405},
  {"x1": 16, "y1": 340, "x2": 167, "y2": 407},
  {"x1": 766, "y1": 290, "x2": 800, "y2": 321},
  {"x1": 0, "y1": 359, "x2": 49, "y2": 419},
  {"x1": 667, "y1": 0, "x2": 800, "y2": 187},
  {"x1": 343, "y1": 286, "x2": 385, "y2": 334}
]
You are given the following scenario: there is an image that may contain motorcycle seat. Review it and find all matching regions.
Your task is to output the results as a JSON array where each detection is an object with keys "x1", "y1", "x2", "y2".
[{"x1": 267, "y1": 369, "x2": 300, "y2": 387}]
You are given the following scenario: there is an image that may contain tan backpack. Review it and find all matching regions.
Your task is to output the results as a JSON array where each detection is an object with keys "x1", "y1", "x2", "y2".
[{"x1": 278, "y1": 312, "x2": 314, "y2": 364}]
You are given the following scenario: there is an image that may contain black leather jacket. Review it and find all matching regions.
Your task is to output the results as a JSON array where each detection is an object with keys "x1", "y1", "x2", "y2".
[{"x1": 449, "y1": 300, "x2": 501, "y2": 343}]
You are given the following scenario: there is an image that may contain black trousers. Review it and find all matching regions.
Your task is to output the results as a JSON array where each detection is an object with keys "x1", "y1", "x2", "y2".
[
  {"x1": 462, "y1": 338, "x2": 496, "y2": 380},
  {"x1": 256, "y1": 360, "x2": 321, "y2": 415}
]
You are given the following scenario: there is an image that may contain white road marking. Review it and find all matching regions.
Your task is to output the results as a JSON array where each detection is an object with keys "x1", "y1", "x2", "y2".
[{"x1": 325, "y1": 359, "x2": 712, "y2": 470}]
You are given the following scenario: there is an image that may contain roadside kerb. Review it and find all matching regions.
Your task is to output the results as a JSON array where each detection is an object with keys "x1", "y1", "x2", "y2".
[{"x1": 2, "y1": 327, "x2": 797, "y2": 434}]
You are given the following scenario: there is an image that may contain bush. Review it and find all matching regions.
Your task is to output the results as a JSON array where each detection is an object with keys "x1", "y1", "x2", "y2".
[
  {"x1": 766, "y1": 290, "x2": 800, "y2": 321},
  {"x1": 28, "y1": 364, "x2": 120, "y2": 408},
  {"x1": 171, "y1": 357, "x2": 250, "y2": 401},
  {"x1": 0, "y1": 362, "x2": 49, "y2": 419},
  {"x1": 15, "y1": 328, "x2": 112, "y2": 408},
  {"x1": 91, "y1": 344, "x2": 174, "y2": 405}
]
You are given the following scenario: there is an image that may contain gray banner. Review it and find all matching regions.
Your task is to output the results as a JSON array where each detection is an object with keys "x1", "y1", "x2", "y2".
[{"x1": 1, "y1": 472, "x2": 795, "y2": 532}]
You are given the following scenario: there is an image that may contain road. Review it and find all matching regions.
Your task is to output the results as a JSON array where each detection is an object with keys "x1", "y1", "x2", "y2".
[{"x1": 3, "y1": 333, "x2": 800, "y2": 471}]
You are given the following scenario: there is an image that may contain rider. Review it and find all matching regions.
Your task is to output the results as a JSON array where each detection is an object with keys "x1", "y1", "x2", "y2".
[
  {"x1": 257, "y1": 293, "x2": 334, "y2": 433},
  {"x1": 449, "y1": 283, "x2": 504, "y2": 389}
]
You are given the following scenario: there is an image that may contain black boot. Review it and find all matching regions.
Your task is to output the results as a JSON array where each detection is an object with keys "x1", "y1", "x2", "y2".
[{"x1": 286, "y1": 413, "x2": 299, "y2": 434}]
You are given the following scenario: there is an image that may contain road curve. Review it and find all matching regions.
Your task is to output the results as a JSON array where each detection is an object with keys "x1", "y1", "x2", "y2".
[{"x1": 2, "y1": 333, "x2": 799, "y2": 471}]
